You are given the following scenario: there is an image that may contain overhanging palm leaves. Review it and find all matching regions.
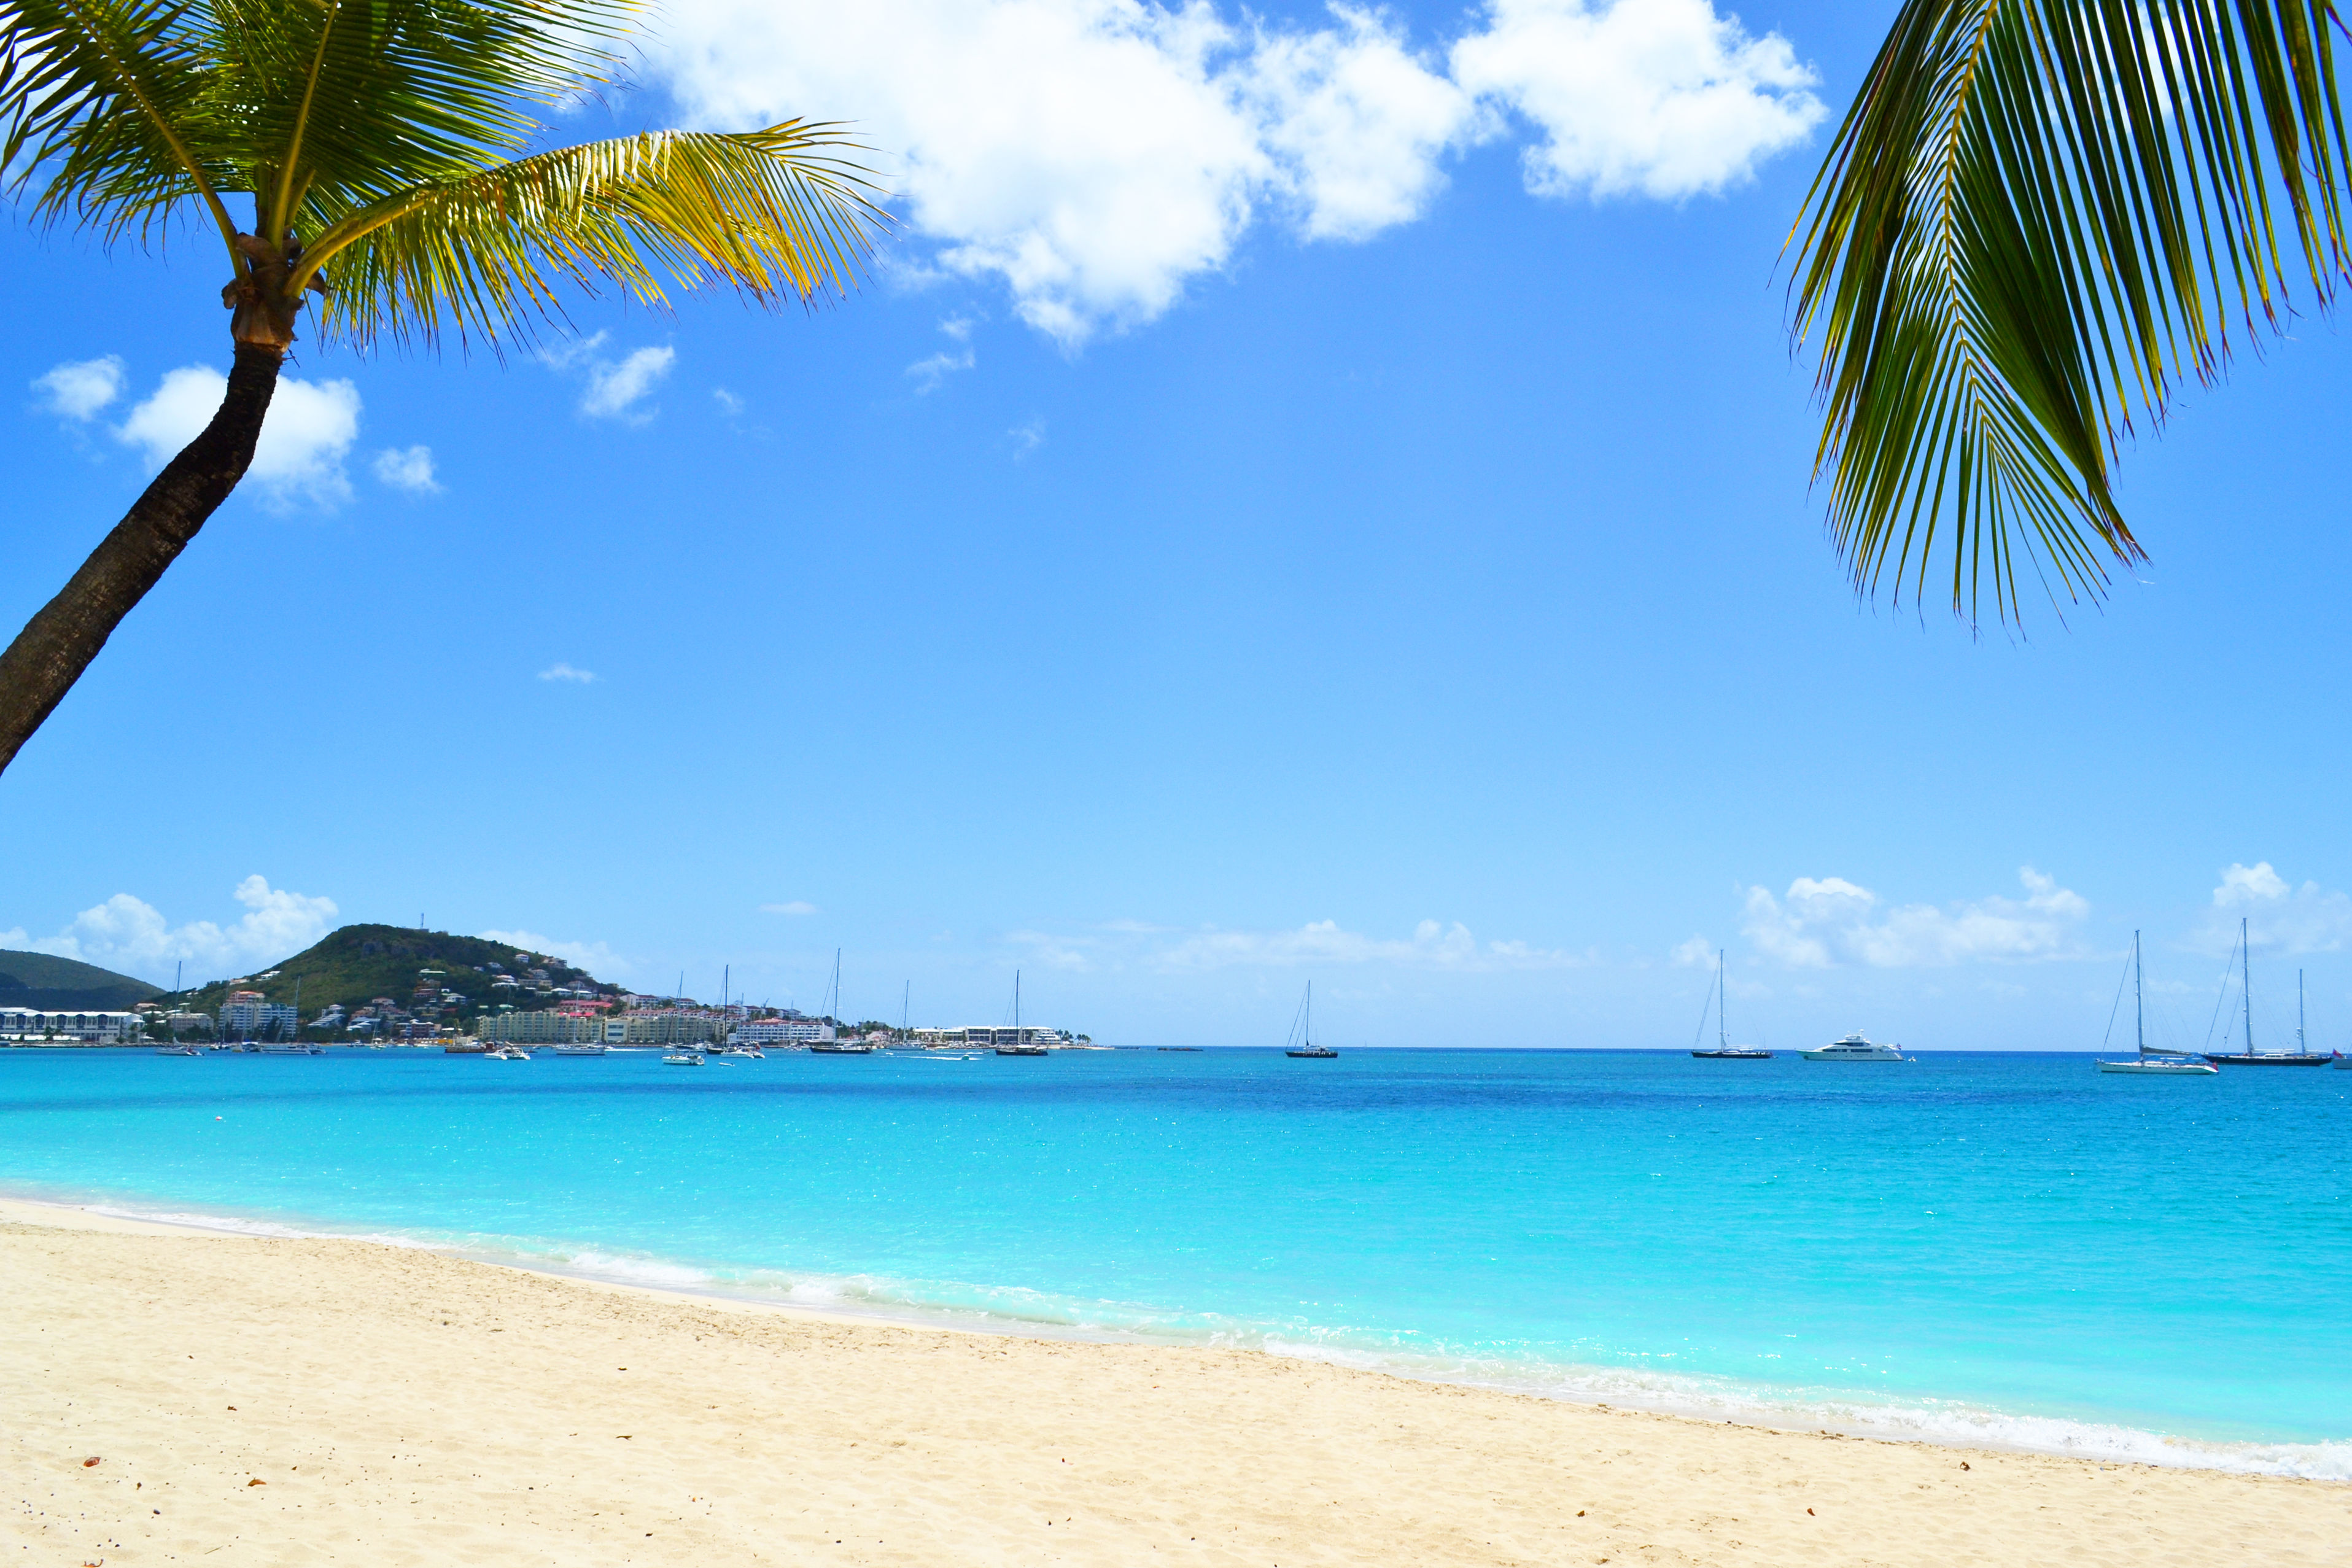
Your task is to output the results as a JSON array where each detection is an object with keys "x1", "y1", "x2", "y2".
[
  {"x1": 1788, "y1": 1, "x2": 2352, "y2": 625},
  {"x1": 1, "y1": 0, "x2": 886, "y2": 347},
  {"x1": 0, "y1": 0, "x2": 889, "y2": 780}
]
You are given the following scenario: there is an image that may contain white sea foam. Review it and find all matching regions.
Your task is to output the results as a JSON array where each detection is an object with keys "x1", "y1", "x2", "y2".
[{"x1": 22, "y1": 1189, "x2": 2346, "y2": 1479}]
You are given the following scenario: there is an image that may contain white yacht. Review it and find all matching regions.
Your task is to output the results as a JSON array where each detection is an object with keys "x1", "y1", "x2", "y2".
[
  {"x1": 662, "y1": 1051, "x2": 706, "y2": 1066},
  {"x1": 549, "y1": 1043, "x2": 608, "y2": 1057},
  {"x1": 1801, "y1": 1033, "x2": 1904, "y2": 1062},
  {"x1": 2097, "y1": 931, "x2": 2215, "y2": 1074}
]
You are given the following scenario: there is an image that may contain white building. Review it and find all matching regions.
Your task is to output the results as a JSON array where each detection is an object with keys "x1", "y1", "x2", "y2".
[
  {"x1": 0, "y1": 1009, "x2": 146, "y2": 1042},
  {"x1": 729, "y1": 1018, "x2": 836, "y2": 1046},
  {"x1": 218, "y1": 991, "x2": 299, "y2": 1041},
  {"x1": 478, "y1": 1011, "x2": 606, "y2": 1044}
]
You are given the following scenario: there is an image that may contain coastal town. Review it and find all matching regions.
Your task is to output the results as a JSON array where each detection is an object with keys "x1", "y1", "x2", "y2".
[{"x1": 0, "y1": 926, "x2": 1091, "y2": 1050}]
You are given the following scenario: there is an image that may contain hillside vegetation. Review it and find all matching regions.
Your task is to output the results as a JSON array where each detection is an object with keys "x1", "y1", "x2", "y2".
[
  {"x1": 170, "y1": 925, "x2": 620, "y2": 1026},
  {"x1": 0, "y1": 950, "x2": 163, "y2": 1010}
]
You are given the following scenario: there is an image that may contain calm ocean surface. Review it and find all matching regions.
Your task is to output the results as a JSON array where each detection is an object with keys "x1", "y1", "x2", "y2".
[{"x1": 4, "y1": 1047, "x2": 2345, "y2": 1474}]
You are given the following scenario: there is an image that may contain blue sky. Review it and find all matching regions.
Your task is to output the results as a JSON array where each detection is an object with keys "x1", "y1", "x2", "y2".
[{"x1": 6, "y1": 0, "x2": 2351, "y2": 1050}]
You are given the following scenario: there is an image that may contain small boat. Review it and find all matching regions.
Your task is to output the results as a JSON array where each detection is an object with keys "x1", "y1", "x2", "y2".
[
  {"x1": 1282, "y1": 980, "x2": 1336, "y2": 1058},
  {"x1": 718, "y1": 1044, "x2": 764, "y2": 1058},
  {"x1": 808, "y1": 950, "x2": 874, "y2": 1052},
  {"x1": 153, "y1": 1042, "x2": 199, "y2": 1056},
  {"x1": 1800, "y1": 1033, "x2": 1904, "y2": 1062},
  {"x1": 2334, "y1": 1051, "x2": 2351, "y2": 1071},
  {"x1": 662, "y1": 1051, "x2": 706, "y2": 1066},
  {"x1": 2098, "y1": 932, "x2": 2214, "y2": 1075},
  {"x1": 444, "y1": 1041, "x2": 491, "y2": 1055},
  {"x1": 1691, "y1": 950, "x2": 1772, "y2": 1058},
  {"x1": 260, "y1": 1042, "x2": 322, "y2": 1055},
  {"x1": 549, "y1": 1043, "x2": 607, "y2": 1057},
  {"x1": 2206, "y1": 918, "x2": 2332, "y2": 1065},
  {"x1": 996, "y1": 970, "x2": 1052, "y2": 1055},
  {"x1": 486, "y1": 1045, "x2": 531, "y2": 1060}
]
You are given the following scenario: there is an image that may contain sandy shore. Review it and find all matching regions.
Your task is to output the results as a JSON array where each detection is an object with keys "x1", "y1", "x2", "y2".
[{"x1": 3, "y1": 1200, "x2": 2342, "y2": 1566}]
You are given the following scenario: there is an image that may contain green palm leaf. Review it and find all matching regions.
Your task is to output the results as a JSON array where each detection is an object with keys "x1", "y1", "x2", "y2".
[
  {"x1": 1788, "y1": 0, "x2": 2352, "y2": 625},
  {"x1": 300, "y1": 123, "x2": 886, "y2": 349}
]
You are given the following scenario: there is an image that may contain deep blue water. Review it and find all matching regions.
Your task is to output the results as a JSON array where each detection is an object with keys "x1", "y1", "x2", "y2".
[{"x1": 3, "y1": 1047, "x2": 2345, "y2": 1473}]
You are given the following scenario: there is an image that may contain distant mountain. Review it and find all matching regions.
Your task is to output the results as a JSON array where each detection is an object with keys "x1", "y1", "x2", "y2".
[
  {"x1": 0, "y1": 950, "x2": 164, "y2": 1010},
  {"x1": 171, "y1": 923, "x2": 623, "y2": 1026}
]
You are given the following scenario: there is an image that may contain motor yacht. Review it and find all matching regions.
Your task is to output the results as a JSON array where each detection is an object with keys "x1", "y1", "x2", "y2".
[
  {"x1": 662, "y1": 1051, "x2": 706, "y2": 1066},
  {"x1": 1800, "y1": 1034, "x2": 1904, "y2": 1062}
]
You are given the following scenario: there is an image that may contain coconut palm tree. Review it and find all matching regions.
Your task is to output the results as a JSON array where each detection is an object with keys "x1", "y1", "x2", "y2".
[
  {"x1": 0, "y1": 0, "x2": 883, "y2": 775},
  {"x1": 1789, "y1": 1, "x2": 2350, "y2": 626}
]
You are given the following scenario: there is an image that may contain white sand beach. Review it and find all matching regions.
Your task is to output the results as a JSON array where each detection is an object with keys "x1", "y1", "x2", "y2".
[{"x1": 3, "y1": 1198, "x2": 2342, "y2": 1566}]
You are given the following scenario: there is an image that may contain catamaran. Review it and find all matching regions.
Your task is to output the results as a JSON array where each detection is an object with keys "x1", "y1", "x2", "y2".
[
  {"x1": 2098, "y1": 931, "x2": 2216, "y2": 1075},
  {"x1": 1284, "y1": 981, "x2": 1336, "y2": 1058},
  {"x1": 2209, "y1": 917, "x2": 2330, "y2": 1065},
  {"x1": 1691, "y1": 950, "x2": 1771, "y2": 1058}
]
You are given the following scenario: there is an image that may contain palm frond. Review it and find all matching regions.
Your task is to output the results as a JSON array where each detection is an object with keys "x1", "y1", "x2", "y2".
[
  {"x1": 1788, "y1": 0, "x2": 2352, "y2": 626},
  {"x1": 0, "y1": 0, "x2": 239, "y2": 247},
  {"x1": 298, "y1": 123, "x2": 888, "y2": 349}
]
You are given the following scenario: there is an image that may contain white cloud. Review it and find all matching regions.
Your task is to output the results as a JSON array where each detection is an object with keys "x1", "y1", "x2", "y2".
[
  {"x1": 538, "y1": 330, "x2": 610, "y2": 370},
  {"x1": 372, "y1": 444, "x2": 441, "y2": 493},
  {"x1": 115, "y1": 366, "x2": 362, "y2": 505},
  {"x1": 761, "y1": 901, "x2": 820, "y2": 915},
  {"x1": 648, "y1": 0, "x2": 1820, "y2": 344},
  {"x1": 18, "y1": 876, "x2": 338, "y2": 983},
  {"x1": 538, "y1": 662, "x2": 597, "y2": 683},
  {"x1": 1243, "y1": 6, "x2": 1481, "y2": 240},
  {"x1": 907, "y1": 346, "x2": 976, "y2": 392},
  {"x1": 478, "y1": 929, "x2": 629, "y2": 982},
  {"x1": 2200, "y1": 861, "x2": 2352, "y2": 955},
  {"x1": 712, "y1": 387, "x2": 745, "y2": 417},
  {"x1": 33, "y1": 355, "x2": 125, "y2": 420},
  {"x1": 1450, "y1": 0, "x2": 1823, "y2": 200},
  {"x1": 1010, "y1": 418, "x2": 1047, "y2": 458},
  {"x1": 1741, "y1": 867, "x2": 2091, "y2": 968},
  {"x1": 580, "y1": 346, "x2": 676, "y2": 421},
  {"x1": 996, "y1": 916, "x2": 1585, "y2": 974},
  {"x1": 1670, "y1": 934, "x2": 1712, "y2": 966}
]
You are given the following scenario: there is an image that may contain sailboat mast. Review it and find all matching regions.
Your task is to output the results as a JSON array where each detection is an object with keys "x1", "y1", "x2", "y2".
[
  {"x1": 1306, "y1": 980, "x2": 1313, "y2": 1048},
  {"x1": 2242, "y1": 917, "x2": 2253, "y2": 1056},
  {"x1": 2133, "y1": 931, "x2": 2144, "y2": 1052},
  {"x1": 2300, "y1": 969, "x2": 2307, "y2": 1052},
  {"x1": 1717, "y1": 950, "x2": 1728, "y2": 1050},
  {"x1": 1015, "y1": 970, "x2": 1021, "y2": 1038}
]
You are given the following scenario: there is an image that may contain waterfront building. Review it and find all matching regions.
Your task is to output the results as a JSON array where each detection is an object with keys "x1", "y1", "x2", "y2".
[
  {"x1": 608, "y1": 1012, "x2": 717, "y2": 1045},
  {"x1": 728, "y1": 1018, "x2": 837, "y2": 1046},
  {"x1": 477, "y1": 1010, "x2": 606, "y2": 1044},
  {"x1": 219, "y1": 990, "x2": 300, "y2": 1041},
  {"x1": 0, "y1": 1009, "x2": 146, "y2": 1042}
]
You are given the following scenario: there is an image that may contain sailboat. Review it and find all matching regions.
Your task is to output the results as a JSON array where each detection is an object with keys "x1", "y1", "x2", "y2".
[
  {"x1": 809, "y1": 950, "x2": 874, "y2": 1054},
  {"x1": 1691, "y1": 950, "x2": 1771, "y2": 1058},
  {"x1": 996, "y1": 971, "x2": 1049, "y2": 1055},
  {"x1": 2099, "y1": 931, "x2": 2215, "y2": 1074},
  {"x1": 1283, "y1": 982, "x2": 1337, "y2": 1058},
  {"x1": 2208, "y1": 918, "x2": 2330, "y2": 1065}
]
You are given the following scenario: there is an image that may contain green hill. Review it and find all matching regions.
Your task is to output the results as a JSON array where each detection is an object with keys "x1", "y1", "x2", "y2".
[
  {"x1": 0, "y1": 950, "x2": 163, "y2": 1010},
  {"x1": 170, "y1": 924, "x2": 623, "y2": 1030}
]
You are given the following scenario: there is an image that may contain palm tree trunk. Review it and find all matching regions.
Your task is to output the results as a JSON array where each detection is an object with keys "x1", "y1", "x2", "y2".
[{"x1": 0, "y1": 345, "x2": 282, "y2": 778}]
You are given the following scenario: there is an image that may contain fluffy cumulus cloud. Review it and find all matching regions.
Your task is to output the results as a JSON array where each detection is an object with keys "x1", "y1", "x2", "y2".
[
  {"x1": 2200, "y1": 862, "x2": 2352, "y2": 955},
  {"x1": 372, "y1": 444, "x2": 440, "y2": 493},
  {"x1": 115, "y1": 367, "x2": 361, "y2": 504},
  {"x1": 1009, "y1": 917, "x2": 1588, "y2": 974},
  {"x1": 538, "y1": 661, "x2": 597, "y2": 683},
  {"x1": 1741, "y1": 867, "x2": 2091, "y2": 968},
  {"x1": 33, "y1": 355, "x2": 126, "y2": 420},
  {"x1": 1450, "y1": 0, "x2": 1819, "y2": 198},
  {"x1": 10, "y1": 877, "x2": 338, "y2": 984},
  {"x1": 580, "y1": 346, "x2": 676, "y2": 421},
  {"x1": 648, "y1": 0, "x2": 1822, "y2": 343}
]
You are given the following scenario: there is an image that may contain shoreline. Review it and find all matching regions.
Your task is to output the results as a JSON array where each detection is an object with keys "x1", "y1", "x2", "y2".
[
  {"x1": 4, "y1": 1190, "x2": 2343, "y2": 1484},
  {"x1": 4, "y1": 1203, "x2": 2343, "y2": 1567}
]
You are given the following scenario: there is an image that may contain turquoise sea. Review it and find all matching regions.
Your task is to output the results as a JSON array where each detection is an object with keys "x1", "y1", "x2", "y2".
[{"x1": 4, "y1": 1047, "x2": 2345, "y2": 1475}]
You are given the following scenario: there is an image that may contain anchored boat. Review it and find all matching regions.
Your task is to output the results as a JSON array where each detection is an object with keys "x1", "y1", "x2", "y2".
[
  {"x1": 2099, "y1": 931, "x2": 2216, "y2": 1075},
  {"x1": 1691, "y1": 949, "x2": 1771, "y2": 1058}
]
